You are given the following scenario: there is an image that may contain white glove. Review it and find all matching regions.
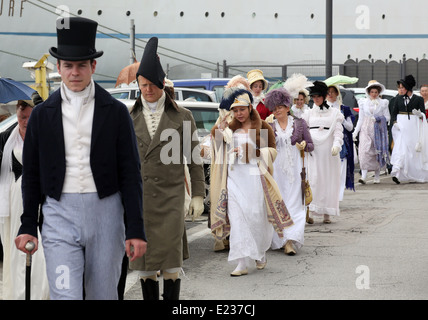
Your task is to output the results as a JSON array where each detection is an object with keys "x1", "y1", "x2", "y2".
[
  {"x1": 393, "y1": 122, "x2": 400, "y2": 131},
  {"x1": 412, "y1": 109, "x2": 423, "y2": 118},
  {"x1": 352, "y1": 132, "x2": 358, "y2": 141},
  {"x1": 265, "y1": 114, "x2": 275, "y2": 123},
  {"x1": 415, "y1": 142, "x2": 422, "y2": 152},
  {"x1": 188, "y1": 196, "x2": 204, "y2": 221},
  {"x1": 296, "y1": 141, "x2": 306, "y2": 151},
  {"x1": 331, "y1": 146, "x2": 340, "y2": 156}
]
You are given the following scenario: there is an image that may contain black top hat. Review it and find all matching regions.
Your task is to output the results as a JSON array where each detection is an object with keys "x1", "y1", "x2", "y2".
[
  {"x1": 49, "y1": 17, "x2": 103, "y2": 61},
  {"x1": 308, "y1": 81, "x2": 328, "y2": 98},
  {"x1": 136, "y1": 37, "x2": 165, "y2": 89},
  {"x1": 397, "y1": 75, "x2": 416, "y2": 91}
]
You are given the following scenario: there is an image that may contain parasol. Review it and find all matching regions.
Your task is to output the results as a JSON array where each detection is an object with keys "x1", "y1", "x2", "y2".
[
  {"x1": 115, "y1": 62, "x2": 140, "y2": 87},
  {"x1": 0, "y1": 78, "x2": 35, "y2": 104},
  {"x1": 267, "y1": 80, "x2": 284, "y2": 93},
  {"x1": 324, "y1": 74, "x2": 359, "y2": 87}
]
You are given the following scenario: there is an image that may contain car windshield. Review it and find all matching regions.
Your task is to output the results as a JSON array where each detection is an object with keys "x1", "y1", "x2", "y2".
[
  {"x1": 110, "y1": 92, "x2": 130, "y2": 99},
  {"x1": 212, "y1": 86, "x2": 225, "y2": 102},
  {"x1": 188, "y1": 108, "x2": 219, "y2": 137},
  {"x1": 182, "y1": 91, "x2": 212, "y2": 102}
]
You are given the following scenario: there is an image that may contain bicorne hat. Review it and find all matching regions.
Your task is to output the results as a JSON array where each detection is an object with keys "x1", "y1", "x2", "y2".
[
  {"x1": 136, "y1": 37, "x2": 166, "y2": 89},
  {"x1": 49, "y1": 17, "x2": 103, "y2": 61}
]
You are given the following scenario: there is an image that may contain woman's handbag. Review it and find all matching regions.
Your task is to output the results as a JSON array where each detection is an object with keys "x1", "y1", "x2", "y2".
[
  {"x1": 304, "y1": 179, "x2": 312, "y2": 206},
  {"x1": 301, "y1": 150, "x2": 312, "y2": 206}
]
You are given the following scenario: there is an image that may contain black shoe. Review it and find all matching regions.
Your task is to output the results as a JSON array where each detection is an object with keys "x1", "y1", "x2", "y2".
[
  {"x1": 162, "y1": 279, "x2": 181, "y2": 300},
  {"x1": 392, "y1": 177, "x2": 400, "y2": 184},
  {"x1": 140, "y1": 278, "x2": 159, "y2": 300}
]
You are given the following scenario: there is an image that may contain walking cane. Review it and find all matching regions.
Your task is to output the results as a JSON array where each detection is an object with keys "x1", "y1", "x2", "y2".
[{"x1": 25, "y1": 241, "x2": 35, "y2": 301}]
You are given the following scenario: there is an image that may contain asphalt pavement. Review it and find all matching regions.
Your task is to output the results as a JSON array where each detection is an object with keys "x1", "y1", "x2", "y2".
[
  {"x1": 1, "y1": 171, "x2": 427, "y2": 303},
  {"x1": 124, "y1": 172, "x2": 428, "y2": 301}
]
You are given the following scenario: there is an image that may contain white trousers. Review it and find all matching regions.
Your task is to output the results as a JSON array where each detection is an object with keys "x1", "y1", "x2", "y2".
[{"x1": 41, "y1": 192, "x2": 125, "y2": 300}]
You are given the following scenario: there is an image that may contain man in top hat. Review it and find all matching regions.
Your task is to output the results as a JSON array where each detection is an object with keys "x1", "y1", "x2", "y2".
[
  {"x1": 390, "y1": 75, "x2": 428, "y2": 184},
  {"x1": 129, "y1": 37, "x2": 205, "y2": 300},
  {"x1": 14, "y1": 17, "x2": 147, "y2": 300},
  {"x1": 301, "y1": 81, "x2": 344, "y2": 224}
]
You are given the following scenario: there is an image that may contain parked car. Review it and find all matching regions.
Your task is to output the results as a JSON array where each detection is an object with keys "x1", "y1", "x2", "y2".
[
  {"x1": 348, "y1": 87, "x2": 398, "y2": 109},
  {"x1": 172, "y1": 78, "x2": 231, "y2": 103},
  {"x1": 107, "y1": 86, "x2": 217, "y2": 103}
]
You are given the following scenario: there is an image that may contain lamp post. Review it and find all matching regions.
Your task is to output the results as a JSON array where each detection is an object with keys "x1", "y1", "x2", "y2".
[{"x1": 326, "y1": 0, "x2": 333, "y2": 78}]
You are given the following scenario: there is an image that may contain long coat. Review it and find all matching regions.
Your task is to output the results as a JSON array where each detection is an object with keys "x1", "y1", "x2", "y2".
[
  {"x1": 18, "y1": 83, "x2": 145, "y2": 241},
  {"x1": 129, "y1": 93, "x2": 205, "y2": 271}
]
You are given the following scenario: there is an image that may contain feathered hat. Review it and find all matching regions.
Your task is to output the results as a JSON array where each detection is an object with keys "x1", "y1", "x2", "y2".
[
  {"x1": 225, "y1": 75, "x2": 250, "y2": 91},
  {"x1": 283, "y1": 73, "x2": 313, "y2": 100},
  {"x1": 219, "y1": 87, "x2": 253, "y2": 111},
  {"x1": 264, "y1": 88, "x2": 292, "y2": 112},
  {"x1": 397, "y1": 74, "x2": 416, "y2": 91}
]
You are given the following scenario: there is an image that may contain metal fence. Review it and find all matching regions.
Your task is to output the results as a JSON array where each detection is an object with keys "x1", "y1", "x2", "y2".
[{"x1": 222, "y1": 57, "x2": 428, "y2": 90}]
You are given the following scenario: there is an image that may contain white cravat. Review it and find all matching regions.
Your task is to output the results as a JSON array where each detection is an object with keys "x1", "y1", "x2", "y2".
[{"x1": 60, "y1": 80, "x2": 97, "y2": 193}]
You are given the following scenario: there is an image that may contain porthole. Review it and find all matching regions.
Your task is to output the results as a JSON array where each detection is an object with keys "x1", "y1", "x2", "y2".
[
  {"x1": 126, "y1": 11, "x2": 131, "y2": 16},
  {"x1": 77, "y1": 9, "x2": 82, "y2": 15},
  {"x1": 252, "y1": 12, "x2": 256, "y2": 18},
  {"x1": 205, "y1": 12, "x2": 209, "y2": 17},
  {"x1": 153, "y1": 11, "x2": 158, "y2": 17},
  {"x1": 97, "y1": 10, "x2": 102, "y2": 16},
  {"x1": 310, "y1": 13, "x2": 314, "y2": 19},
  {"x1": 180, "y1": 11, "x2": 184, "y2": 17},
  {"x1": 221, "y1": 12, "x2": 225, "y2": 18},
  {"x1": 274, "y1": 13, "x2": 278, "y2": 18}
]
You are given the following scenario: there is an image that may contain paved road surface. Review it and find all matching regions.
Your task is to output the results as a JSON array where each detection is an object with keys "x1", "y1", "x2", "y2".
[{"x1": 1, "y1": 172, "x2": 427, "y2": 302}]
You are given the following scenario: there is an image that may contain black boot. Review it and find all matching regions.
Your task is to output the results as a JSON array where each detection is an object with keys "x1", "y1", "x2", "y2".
[
  {"x1": 140, "y1": 278, "x2": 159, "y2": 300},
  {"x1": 162, "y1": 279, "x2": 181, "y2": 300}
]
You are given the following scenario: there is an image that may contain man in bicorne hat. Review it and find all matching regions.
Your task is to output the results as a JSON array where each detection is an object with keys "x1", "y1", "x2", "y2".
[
  {"x1": 390, "y1": 75, "x2": 428, "y2": 183},
  {"x1": 129, "y1": 37, "x2": 205, "y2": 300},
  {"x1": 15, "y1": 17, "x2": 147, "y2": 300}
]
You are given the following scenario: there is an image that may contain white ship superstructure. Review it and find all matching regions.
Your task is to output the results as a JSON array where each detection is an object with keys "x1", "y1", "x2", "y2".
[{"x1": 1, "y1": 0, "x2": 427, "y2": 85}]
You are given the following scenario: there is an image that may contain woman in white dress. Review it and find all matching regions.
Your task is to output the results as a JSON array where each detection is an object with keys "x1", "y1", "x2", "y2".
[
  {"x1": 264, "y1": 88, "x2": 314, "y2": 255},
  {"x1": 0, "y1": 99, "x2": 49, "y2": 300},
  {"x1": 302, "y1": 81, "x2": 344, "y2": 224},
  {"x1": 210, "y1": 88, "x2": 293, "y2": 276},
  {"x1": 326, "y1": 85, "x2": 355, "y2": 200},
  {"x1": 353, "y1": 81, "x2": 390, "y2": 184}
]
